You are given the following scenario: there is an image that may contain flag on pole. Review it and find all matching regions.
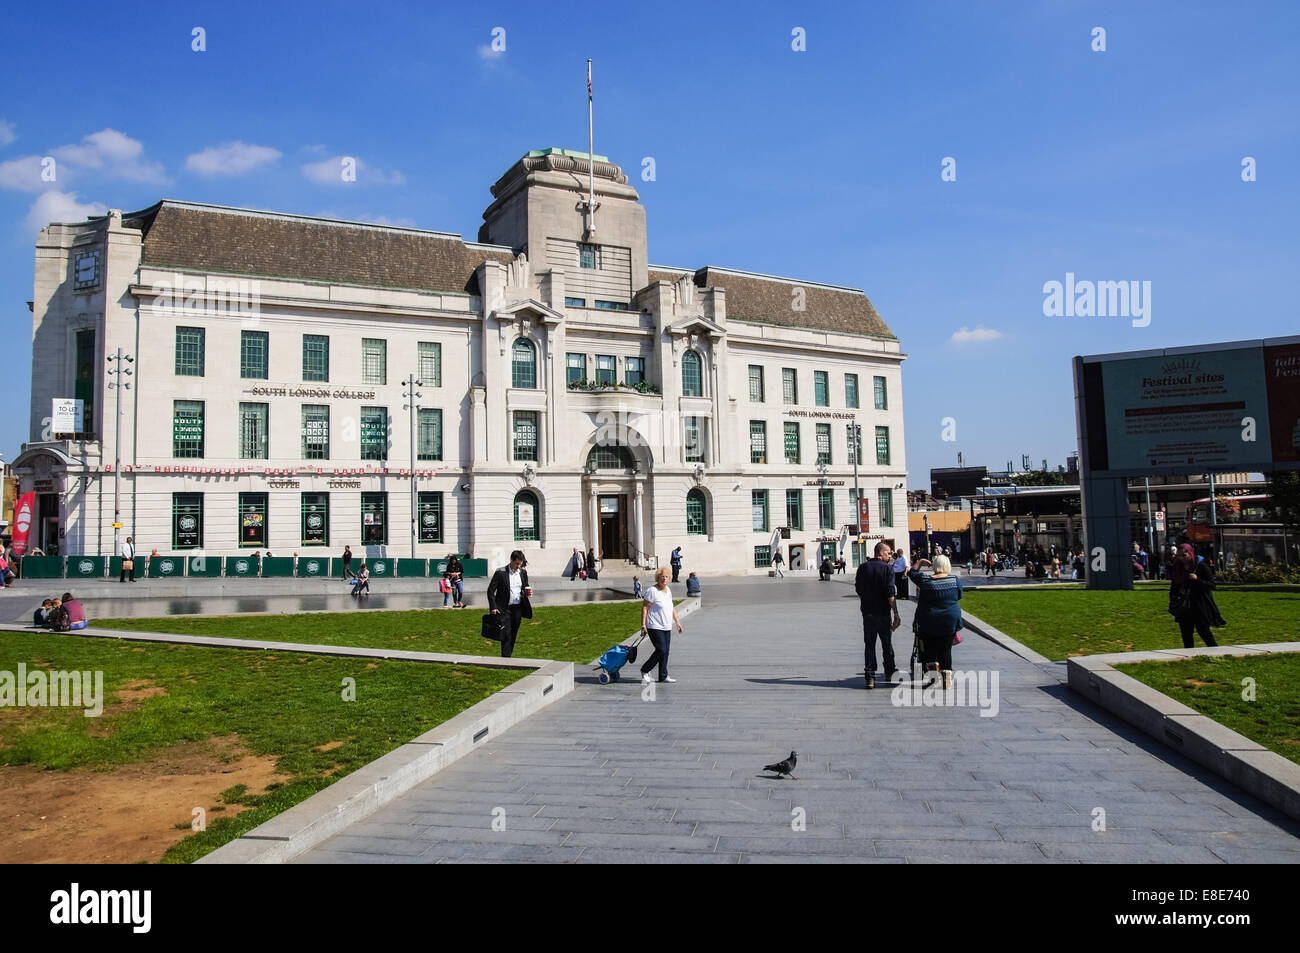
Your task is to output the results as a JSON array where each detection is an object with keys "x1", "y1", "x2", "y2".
[{"x1": 587, "y1": 61, "x2": 592, "y2": 100}]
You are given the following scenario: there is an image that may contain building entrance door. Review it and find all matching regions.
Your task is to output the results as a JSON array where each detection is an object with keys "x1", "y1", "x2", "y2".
[{"x1": 598, "y1": 495, "x2": 626, "y2": 561}]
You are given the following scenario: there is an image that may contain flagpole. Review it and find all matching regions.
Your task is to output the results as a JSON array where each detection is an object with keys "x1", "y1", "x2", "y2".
[{"x1": 587, "y1": 58, "x2": 596, "y2": 237}]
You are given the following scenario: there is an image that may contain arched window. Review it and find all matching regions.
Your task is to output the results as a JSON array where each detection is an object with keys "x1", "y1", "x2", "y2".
[
  {"x1": 686, "y1": 488, "x2": 708, "y2": 536},
  {"x1": 514, "y1": 490, "x2": 540, "y2": 541},
  {"x1": 681, "y1": 350, "x2": 703, "y2": 397},
  {"x1": 512, "y1": 338, "x2": 537, "y2": 389},
  {"x1": 586, "y1": 442, "x2": 637, "y2": 471}
]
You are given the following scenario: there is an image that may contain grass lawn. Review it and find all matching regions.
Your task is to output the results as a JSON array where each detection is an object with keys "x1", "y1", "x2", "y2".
[
  {"x1": 1116, "y1": 653, "x2": 1300, "y2": 768},
  {"x1": 961, "y1": 588, "x2": 1300, "y2": 660},
  {"x1": 0, "y1": 631, "x2": 523, "y2": 863},
  {"x1": 98, "y1": 601, "x2": 651, "y2": 664}
]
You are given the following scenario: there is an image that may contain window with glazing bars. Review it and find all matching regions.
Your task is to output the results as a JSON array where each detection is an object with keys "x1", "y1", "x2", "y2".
[
  {"x1": 749, "y1": 365, "x2": 764, "y2": 402},
  {"x1": 238, "y1": 402, "x2": 268, "y2": 459},
  {"x1": 596, "y1": 355, "x2": 615, "y2": 386},
  {"x1": 513, "y1": 411, "x2": 538, "y2": 461},
  {"x1": 418, "y1": 342, "x2": 441, "y2": 386},
  {"x1": 362, "y1": 339, "x2": 386, "y2": 385},
  {"x1": 685, "y1": 417, "x2": 704, "y2": 463},
  {"x1": 175, "y1": 327, "x2": 205, "y2": 376},
  {"x1": 360, "y1": 406, "x2": 388, "y2": 460},
  {"x1": 625, "y1": 356, "x2": 644, "y2": 386},
  {"x1": 875, "y1": 426, "x2": 891, "y2": 465},
  {"x1": 303, "y1": 334, "x2": 329, "y2": 382},
  {"x1": 874, "y1": 376, "x2": 888, "y2": 410},
  {"x1": 786, "y1": 490, "x2": 803, "y2": 531},
  {"x1": 417, "y1": 408, "x2": 442, "y2": 460},
  {"x1": 749, "y1": 421, "x2": 767, "y2": 464},
  {"x1": 512, "y1": 339, "x2": 536, "y2": 388},
  {"x1": 878, "y1": 488, "x2": 894, "y2": 527},
  {"x1": 753, "y1": 545, "x2": 772, "y2": 568},
  {"x1": 682, "y1": 351, "x2": 702, "y2": 396},
  {"x1": 814, "y1": 370, "x2": 828, "y2": 407},
  {"x1": 784, "y1": 422, "x2": 800, "y2": 464},
  {"x1": 173, "y1": 400, "x2": 204, "y2": 458},
  {"x1": 686, "y1": 489, "x2": 707, "y2": 535},
  {"x1": 752, "y1": 490, "x2": 769, "y2": 532},
  {"x1": 782, "y1": 368, "x2": 797, "y2": 404},
  {"x1": 241, "y1": 330, "x2": 268, "y2": 379},
  {"x1": 816, "y1": 423, "x2": 832, "y2": 465},
  {"x1": 819, "y1": 489, "x2": 835, "y2": 529},
  {"x1": 845, "y1": 373, "x2": 859, "y2": 408},
  {"x1": 567, "y1": 353, "x2": 586, "y2": 384},
  {"x1": 302, "y1": 405, "x2": 329, "y2": 460}
]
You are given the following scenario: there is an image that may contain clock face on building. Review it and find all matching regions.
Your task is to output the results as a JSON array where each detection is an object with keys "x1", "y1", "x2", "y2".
[{"x1": 74, "y1": 250, "x2": 100, "y2": 290}]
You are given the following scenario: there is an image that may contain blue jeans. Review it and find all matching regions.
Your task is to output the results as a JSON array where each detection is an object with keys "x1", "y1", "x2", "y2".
[
  {"x1": 452, "y1": 579, "x2": 464, "y2": 605},
  {"x1": 640, "y1": 628, "x2": 671, "y2": 681}
]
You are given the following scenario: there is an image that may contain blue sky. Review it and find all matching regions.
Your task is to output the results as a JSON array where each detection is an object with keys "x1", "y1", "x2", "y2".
[{"x1": 2, "y1": 1, "x2": 1297, "y2": 483}]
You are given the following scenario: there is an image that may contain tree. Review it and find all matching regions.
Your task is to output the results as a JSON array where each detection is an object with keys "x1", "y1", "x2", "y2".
[
  {"x1": 1011, "y1": 469, "x2": 1069, "y2": 487},
  {"x1": 1270, "y1": 470, "x2": 1300, "y2": 534}
]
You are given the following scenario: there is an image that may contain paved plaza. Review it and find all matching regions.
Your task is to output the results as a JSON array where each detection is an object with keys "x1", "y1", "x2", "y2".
[{"x1": 294, "y1": 576, "x2": 1300, "y2": 864}]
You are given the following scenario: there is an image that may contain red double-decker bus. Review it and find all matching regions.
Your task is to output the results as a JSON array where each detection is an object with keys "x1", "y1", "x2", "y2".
[{"x1": 1186, "y1": 494, "x2": 1293, "y2": 565}]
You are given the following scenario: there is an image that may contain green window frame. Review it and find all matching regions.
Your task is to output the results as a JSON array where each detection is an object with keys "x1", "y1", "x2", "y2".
[
  {"x1": 513, "y1": 411, "x2": 539, "y2": 462},
  {"x1": 302, "y1": 493, "x2": 329, "y2": 546},
  {"x1": 786, "y1": 489, "x2": 803, "y2": 532},
  {"x1": 874, "y1": 376, "x2": 888, "y2": 410},
  {"x1": 784, "y1": 422, "x2": 800, "y2": 465},
  {"x1": 752, "y1": 490, "x2": 769, "y2": 532},
  {"x1": 239, "y1": 402, "x2": 269, "y2": 459},
  {"x1": 819, "y1": 488, "x2": 835, "y2": 529},
  {"x1": 749, "y1": 421, "x2": 767, "y2": 464},
  {"x1": 514, "y1": 490, "x2": 540, "y2": 542},
  {"x1": 749, "y1": 365, "x2": 764, "y2": 403},
  {"x1": 814, "y1": 370, "x2": 829, "y2": 407},
  {"x1": 303, "y1": 334, "x2": 329, "y2": 382},
  {"x1": 754, "y1": 545, "x2": 772, "y2": 568},
  {"x1": 567, "y1": 352, "x2": 586, "y2": 384},
  {"x1": 360, "y1": 406, "x2": 388, "y2": 461},
  {"x1": 595, "y1": 355, "x2": 616, "y2": 386},
  {"x1": 816, "y1": 423, "x2": 832, "y2": 466},
  {"x1": 239, "y1": 492, "x2": 268, "y2": 547},
  {"x1": 588, "y1": 442, "x2": 635, "y2": 470},
  {"x1": 685, "y1": 417, "x2": 704, "y2": 463},
  {"x1": 846, "y1": 373, "x2": 859, "y2": 409},
  {"x1": 302, "y1": 405, "x2": 329, "y2": 460},
  {"x1": 625, "y1": 356, "x2": 644, "y2": 386},
  {"x1": 362, "y1": 338, "x2": 387, "y2": 385},
  {"x1": 782, "y1": 368, "x2": 797, "y2": 404},
  {"x1": 875, "y1": 426, "x2": 891, "y2": 466},
  {"x1": 361, "y1": 492, "x2": 387, "y2": 545},
  {"x1": 172, "y1": 493, "x2": 203, "y2": 549},
  {"x1": 417, "y1": 408, "x2": 442, "y2": 460},
  {"x1": 173, "y1": 400, "x2": 205, "y2": 458},
  {"x1": 686, "y1": 488, "x2": 707, "y2": 536},
  {"x1": 418, "y1": 491, "x2": 443, "y2": 543},
  {"x1": 878, "y1": 488, "x2": 894, "y2": 528},
  {"x1": 241, "y1": 330, "x2": 269, "y2": 379},
  {"x1": 512, "y1": 338, "x2": 537, "y2": 389},
  {"x1": 418, "y1": 342, "x2": 442, "y2": 387},
  {"x1": 682, "y1": 350, "x2": 703, "y2": 396},
  {"x1": 74, "y1": 328, "x2": 96, "y2": 439},
  {"x1": 175, "y1": 327, "x2": 205, "y2": 376}
]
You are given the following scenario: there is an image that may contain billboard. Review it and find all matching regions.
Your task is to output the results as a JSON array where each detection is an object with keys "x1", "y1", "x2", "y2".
[{"x1": 1077, "y1": 339, "x2": 1300, "y2": 475}]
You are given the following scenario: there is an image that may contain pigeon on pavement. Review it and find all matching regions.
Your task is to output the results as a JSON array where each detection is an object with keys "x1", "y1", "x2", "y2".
[{"x1": 763, "y1": 750, "x2": 798, "y2": 780}]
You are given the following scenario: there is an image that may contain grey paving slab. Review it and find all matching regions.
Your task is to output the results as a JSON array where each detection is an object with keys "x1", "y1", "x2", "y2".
[{"x1": 297, "y1": 578, "x2": 1300, "y2": 863}]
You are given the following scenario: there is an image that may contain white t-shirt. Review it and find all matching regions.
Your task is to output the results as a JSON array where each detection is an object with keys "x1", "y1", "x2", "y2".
[{"x1": 643, "y1": 585, "x2": 674, "y2": 631}]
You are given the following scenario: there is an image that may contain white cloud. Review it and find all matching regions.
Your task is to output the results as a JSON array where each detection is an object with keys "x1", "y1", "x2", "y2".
[
  {"x1": 186, "y1": 141, "x2": 282, "y2": 176},
  {"x1": 477, "y1": 45, "x2": 504, "y2": 66},
  {"x1": 949, "y1": 325, "x2": 1005, "y2": 346},
  {"x1": 25, "y1": 190, "x2": 107, "y2": 236},
  {"x1": 0, "y1": 155, "x2": 49, "y2": 192},
  {"x1": 301, "y1": 156, "x2": 406, "y2": 187},
  {"x1": 0, "y1": 120, "x2": 15, "y2": 147},
  {"x1": 50, "y1": 128, "x2": 166, "y2": 184}
]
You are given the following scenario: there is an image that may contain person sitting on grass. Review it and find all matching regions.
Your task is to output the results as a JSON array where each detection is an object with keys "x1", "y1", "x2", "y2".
[
  {"x1": 33, "y1": 598, "x2": 52, "y2": 627},
  {"x1": 351, "y1": 563, "x2": 370, "y2": 596},
  {"x1": 61, "y1": 591, "x2": 89, "y2": 630}
]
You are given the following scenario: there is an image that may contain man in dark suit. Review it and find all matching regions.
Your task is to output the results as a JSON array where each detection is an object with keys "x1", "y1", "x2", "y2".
[{"x1": 487, "y1": 550, "x2": 533, "y2": 658}]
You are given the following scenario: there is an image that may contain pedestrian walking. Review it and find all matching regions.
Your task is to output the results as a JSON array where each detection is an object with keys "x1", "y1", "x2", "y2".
[
  {"x1": 639, "y1": 568, "x2": 683, "y2": 683},
  {"x1": 586, "y1": 547, "x2": 599, "y2": 581},
  {"x1": 855, "y1": 541, "x2": 902, "y2": 688},
  {"x1": 1168, "y1": 544, "x2": 1224, "y2": 648},
  {"x1": 119, "y1": 536, "x2": 136, "y2": 583},
  {"x1": 670, "y1": 546, "x2": 683, "y2": 583},
  {"x1": 342, "y1": 544, "x2": 353, "y2": 579},
  {"x1": 487, "y1": 550, "x2": 533, "y2": 658},
  {"x1": 908, "y1": 555, "x2": 964, "y2": 691},
  {"x1": 566, "y1": 547, "x2": 585, "y2": 580},
  {"x1": 771, "y1": 549, "x2": 784, "y2": 577},
  {"x1": 447, "y1": 553, "x2": 464, "y2": 607},
  {"x1": 893, "y1": 547, "x2": 910, "y2": 600}
]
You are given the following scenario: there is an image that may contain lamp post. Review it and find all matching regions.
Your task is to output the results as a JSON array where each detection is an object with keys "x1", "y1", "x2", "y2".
[
  {"x1": 402, "y1": 374, "x2": 423, "y2": 558},
  {"x1": 106, "y1": 349, "x2": 134, "y2": 561}
]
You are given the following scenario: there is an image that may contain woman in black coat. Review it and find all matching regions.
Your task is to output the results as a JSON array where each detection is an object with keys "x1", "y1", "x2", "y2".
[{"x1": 1168, "y1": 543, "x2": 1225, "y2": 648}]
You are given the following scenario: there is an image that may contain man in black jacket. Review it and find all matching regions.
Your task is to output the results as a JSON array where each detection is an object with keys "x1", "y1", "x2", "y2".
[
  {"x1": 854, "y1": 541, "x2": 902, "y2": 688},
  {"x1": 487, "y1": 550, "x2": 533, "y2": 658}
]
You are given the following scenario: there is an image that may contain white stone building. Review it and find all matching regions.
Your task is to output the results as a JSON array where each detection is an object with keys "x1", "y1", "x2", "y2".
[{"x1": 18, "y1": 149, "x2": 907, "y2": 575}]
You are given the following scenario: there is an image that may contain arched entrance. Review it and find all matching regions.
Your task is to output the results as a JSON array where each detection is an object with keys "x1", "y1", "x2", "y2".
[{"x1": 582, "y1": 440, "x2": 652, "y2": 566}]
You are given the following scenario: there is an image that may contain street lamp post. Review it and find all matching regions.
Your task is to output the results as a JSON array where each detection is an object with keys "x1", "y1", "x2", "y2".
[
  {"x1": 402, "y1": 374, "x2": 423, "y2": 558},
  {"x1": 106, "y1": 349, "x2": 134, "y2": 561}
]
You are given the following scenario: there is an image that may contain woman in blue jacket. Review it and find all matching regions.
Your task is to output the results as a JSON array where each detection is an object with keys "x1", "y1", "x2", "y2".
[{"x1": 908, "y1": 554, "x2": 964, "y2": 690}]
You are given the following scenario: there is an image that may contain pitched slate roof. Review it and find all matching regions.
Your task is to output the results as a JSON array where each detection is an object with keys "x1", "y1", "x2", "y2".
[{"x1": 127, "y1": 201, "x2": 514, "y2": 296}]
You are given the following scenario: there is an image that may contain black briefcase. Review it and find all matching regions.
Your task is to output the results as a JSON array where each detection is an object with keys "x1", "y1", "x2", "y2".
[{"x1": 480, "y1": 613, "x2": 504, "y2": 641}]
